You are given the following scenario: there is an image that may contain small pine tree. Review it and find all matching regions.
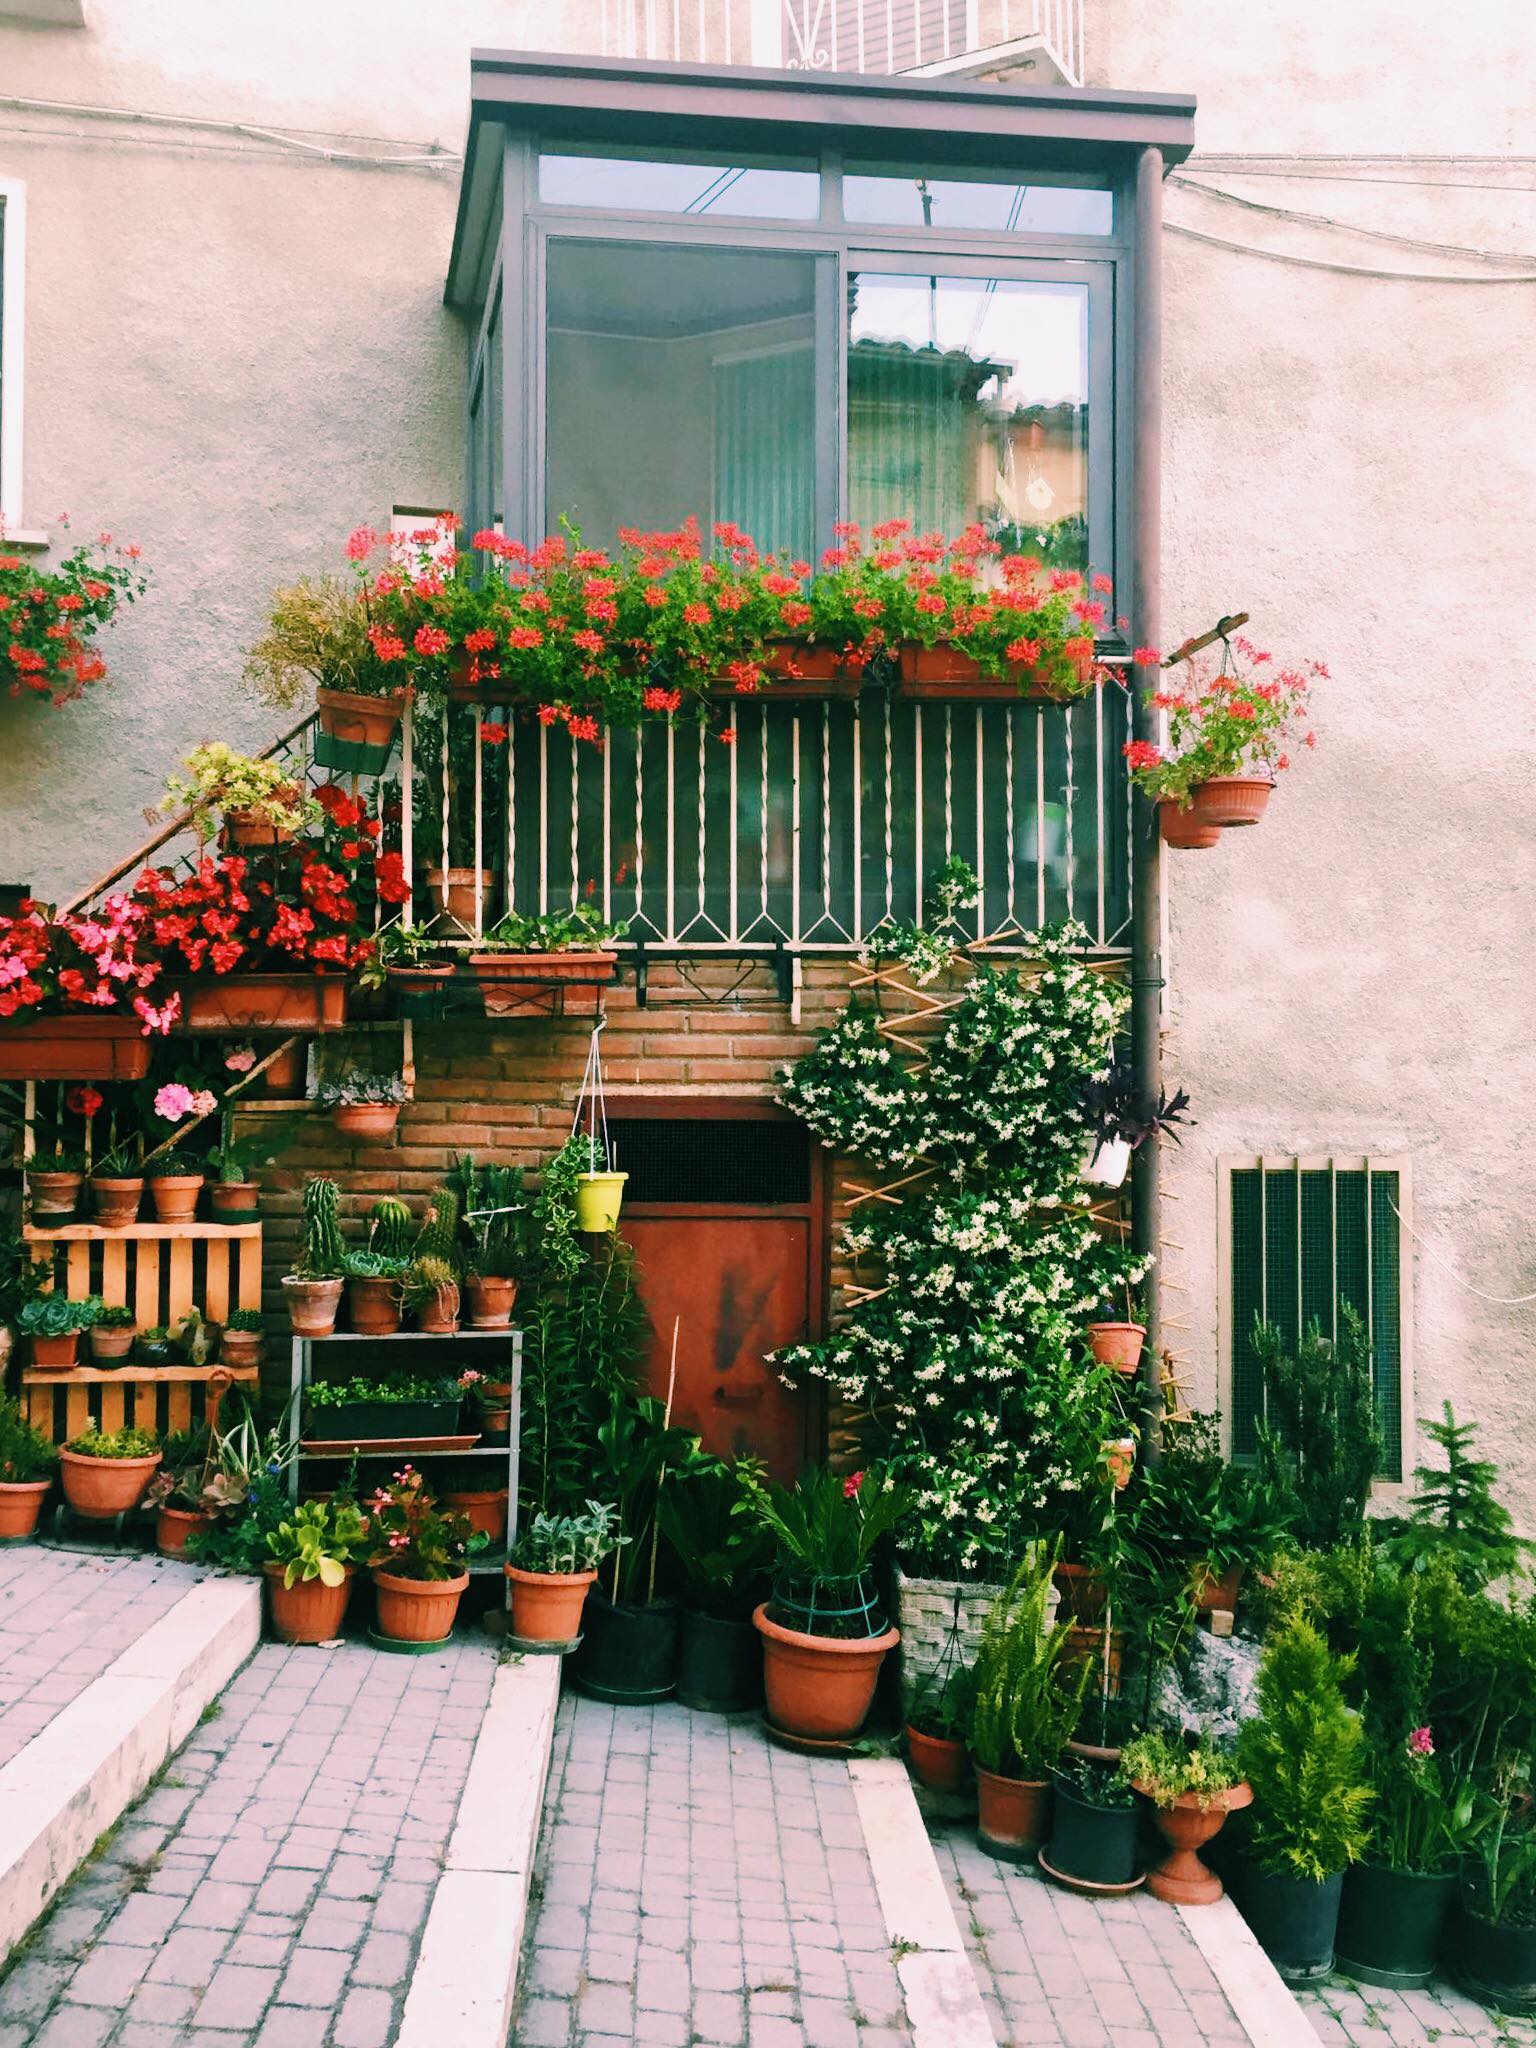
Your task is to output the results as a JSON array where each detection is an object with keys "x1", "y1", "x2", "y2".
[
  {"x1": 1252, "y1": 1304, "x2": 1380, "y2": 1548},
  {"x1": 296, "y1": 1177, "x2": 345, "y2": 1279},
  {"x1": 1387, "y1": 1403, "x2": 1526, "y2": 1591},
  {"x1": 1237, "y1": 1617, "x2": 1375, "y2": 1882}
]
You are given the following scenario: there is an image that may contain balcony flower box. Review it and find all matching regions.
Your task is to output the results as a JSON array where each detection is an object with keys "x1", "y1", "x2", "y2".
[
  {"x1": 468, "y1": 950, "x2": 618, "y2": 1017},
  {"x1": 896, "y1": 641, "x2": 1095, "y2": 700},
  {"x1": 0, "y1": 1015, "x2": 153, "y2": 1082},
  {"x1": 170, "y1": 975, "x2": 348, "y2": 1033},
  {"x1": 760, "y1": 642, "x2": 866, "y2": 698}
]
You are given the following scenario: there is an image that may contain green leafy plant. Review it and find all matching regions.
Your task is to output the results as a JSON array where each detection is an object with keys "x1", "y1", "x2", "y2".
[
  {"x1": 1381, "y1": 1404, "x2": 1526, "y2": 1592},
  {"x1": 207, "y1": 1112, "x2": 300, "y2": 1186},
  {"x1": 161, "y1": 742, "x2": 320, "y2": 839},
  {"x1": 528, "y1": 1133, "x2": 589, "y2": 1283},
  {"x1": 1121, "y1": 1730, "x2": 1241, "y2": 1809},
  {"x1": 364, "y1": 1468, "x2": 473, "y2": 1581},
  {"x1": 295, "y1": 1177, "x2": 346, "y2": 1280},
  {"x1": 657, "y1": 1456, "x2": 775, "y2": 1622},
  {"x1": 476, "y1": 904, "x2": 627, "y2": 953},
  {"x1": 66, "y1": 1426, "x2": 160, "y2": 1459},
  {"x1": 0, "y1": 1397, "x2": 59, "y2": 1483},
  {"x1": 449, "y1": 1156, "x2": 525, "y2": 1281},
  {"x1": 862, "y1": 858, "x2": 980, "y2": 987},
  {"x1": 509, "y1": 1502, "x2": 625, "y2": 1576},
  {"x1": 970, "y1": 1543, "x2": 1088, "y2": 1781},
  {"x1": 747, "y1": 1467, "x2": 910, "y2": 1638},
  {"x1": 307, "y1": 1375, "x2": 460, "y2": 1409},
  {"x1": 1123, "y1": 632, "x2": 1322, "y2": 807},
  {"x1": 266, "y1": 1499, "x2": 369, "y2": 1589},
  {"x1": 1237, "y1": 1616, "x2": 1374, "y2": 1882},
  {"x1": 1252, "y1": 1306, "x2": 1380, "y2": 1551},
  {"x1": 518, "y1": 1240, "x2": 648, "y2": 1519},
  {"x1": 907, "y1": 1663, "x2": 978, "y2": 1743},
  {"x1": 0, "y1": 526, "x2": 150, "y2": 707},
  {"x1": 92, "y1": 1303, "x2": 137, "y2": 1331},
  {"x1": 589, "y1": 1388, "x2": 695, "y2": 1608},
  {"x1": 18, "y1": 1294, "x2": 101, "y2": 1336},
  {"x1": 243, "y1": 572, "x2": 393, "y2": 708}
]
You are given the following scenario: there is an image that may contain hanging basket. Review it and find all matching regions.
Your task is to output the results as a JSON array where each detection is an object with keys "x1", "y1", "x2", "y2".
[
  {"x1": 574, "y1": 1171, "x2": 627, "y2": 1233},
  {"x1": 313, "y1": 686, "x2": 407, "y2": 775}
]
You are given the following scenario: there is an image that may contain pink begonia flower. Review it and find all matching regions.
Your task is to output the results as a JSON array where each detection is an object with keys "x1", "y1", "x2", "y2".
[
  {"x1": 191, "y1": 1090, "x2": 218, "y2": 1117},
  {"x1": 153, "y1": 1082, "x2": 195, "y2": 1121},
  {"x1": 225, "y1": 1047, "x2": 256, "y2": 1073}
]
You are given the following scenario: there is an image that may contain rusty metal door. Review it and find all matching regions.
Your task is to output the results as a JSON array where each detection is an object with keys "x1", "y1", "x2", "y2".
[{"x1": 612, "y1": 1109, "x2": 821, "y2": 1480}]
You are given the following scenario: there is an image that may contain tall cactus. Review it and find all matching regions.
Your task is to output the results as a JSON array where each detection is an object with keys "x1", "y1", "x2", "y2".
[
  {"x1": 298, "y1": 1176, "x2": 346, "y2": 1278},
  {"x1": 414, "y1": 1184, "x2": 462, "y2": 1277},
  {"x1": 369, "y1": 1196, "x2": 414, "y2": 1262}
]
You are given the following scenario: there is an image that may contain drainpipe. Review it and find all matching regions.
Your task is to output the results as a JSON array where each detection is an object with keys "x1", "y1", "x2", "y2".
[{"x1": 1131, "y1": 146, "x2": 1166, "y2": 1462}]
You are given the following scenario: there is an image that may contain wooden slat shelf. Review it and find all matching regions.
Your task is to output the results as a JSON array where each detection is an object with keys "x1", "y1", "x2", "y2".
[
  {"x1": 24, "y1": 1223, "x2": 263, "y2": 1242},
  {"x1": 22, "y1": 1366, "x2": 261, "y2": 1386}
]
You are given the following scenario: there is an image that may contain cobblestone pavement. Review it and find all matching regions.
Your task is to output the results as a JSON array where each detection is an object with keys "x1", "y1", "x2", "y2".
[
  {"x1": 931, "y1": 1824, "x2": 1252, "y2": 2048},
  {"x1": 0, "y1": 1633, "x2": 498, "y2": 2048},
  {"x1": 1299, "y1": 1973, "x2": 1536, "y2": 2045},
  {"x1": 0, "y1": 1549, "x2": 205, "y2": 1769},
  {"x1": 516, "y1": 1696, "x2": 913, "y2": 2048}
]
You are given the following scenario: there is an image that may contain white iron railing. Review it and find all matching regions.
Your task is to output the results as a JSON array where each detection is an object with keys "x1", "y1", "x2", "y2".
[{"x1": 596, "y1": 0, "x2": 1085, "y2": 87}]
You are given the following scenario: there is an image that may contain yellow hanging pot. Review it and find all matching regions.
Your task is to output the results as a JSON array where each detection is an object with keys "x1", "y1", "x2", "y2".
[{"x1": 574, "y1": 1170, "x2": 628, "y2": 1233}]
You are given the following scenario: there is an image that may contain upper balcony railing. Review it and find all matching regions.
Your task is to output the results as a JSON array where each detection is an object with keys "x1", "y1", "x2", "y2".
[{"x1": 595, "y1": 0, "x2": 1085, "y2": 88}]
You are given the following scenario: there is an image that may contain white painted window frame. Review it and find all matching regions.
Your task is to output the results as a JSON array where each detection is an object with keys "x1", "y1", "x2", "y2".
[
  {"x1": 0, "y1": 176, "x2": 30, "y2": 540},
  {"x1": 1215, "y1": 1152, "x2": 1414, "y2": 1502}
]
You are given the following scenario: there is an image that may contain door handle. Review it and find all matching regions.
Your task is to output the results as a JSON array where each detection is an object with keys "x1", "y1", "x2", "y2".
[{"x1": 714, "y1": 1377, "x2": 768, "y2": 1408}]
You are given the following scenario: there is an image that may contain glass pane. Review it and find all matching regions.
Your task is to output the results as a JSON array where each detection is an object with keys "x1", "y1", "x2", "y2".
[
  {"x1": 847, "y1": 269, "x2": 1089, "y2": 570},
  {"x1": 539, "y1": 153, "x2": 819, "y2": 220},
  {"x1": 546, "y1": 240, "x2": 819, "y2": 559},
  {"x1": 845, "y1": 172, "x2": 1113, "y2": 237}
]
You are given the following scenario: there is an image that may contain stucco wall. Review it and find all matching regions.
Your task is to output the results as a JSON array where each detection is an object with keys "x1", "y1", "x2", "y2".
[{"x1": 2, "y1": 0, "x2": 1533, "y2": 1512}]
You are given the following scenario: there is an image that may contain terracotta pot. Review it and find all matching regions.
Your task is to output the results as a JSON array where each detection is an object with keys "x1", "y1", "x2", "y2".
[
  {"x1": 1189, "y1": 776, "x2": 1273, "y2": 830},
  {"x1": 426, "y1": 867, "x2": 494, "y2": 928},
  {"x1": 91, "y1": 1175, "x2": 144, "y2": 1227},
  {"x1": 332, "y1": 1103, "x2": 400, "y2": 1146},
  {"x1": 505, "y1": 1564, "x2": 595, "y2": 1644},
  {"x1": 148, "y1": 1173, "x2": 203, "y2": 1224},
  {"x1": 0, "y1": 1015, "x2": 152, "y2": 1082},
  {"x1": 209, "y1": 1181, "x2": 261, "y2": 1223},
  {"x1": 28, "y1": 1169, "x2": 82, "y2": 1220},
  {"x1": 1053, "y1": 1562, "x2": 1109, "y2": 1625},
  {"x1": 0, "y1": 1480, "x2": 51, "y2": 1541},
  {"x1": 906, "y1": 1726, "x2": 973, "y2": 1795},
  {"x1": 372, "y1": 1567, "x2": 469, "y2": 1644},
  {"x1": 388, "y1": 961, "x2": 455, "y2": 996},
  {"x1": 1087, "y1": 1321, "x2": 1145, "y2": 1375},
  {"x1": 1062, "y1": 1625, "x2": 1125, "y2": 1697},
  {"x1": 173, "y1": 976, "x2": 347, "y2": 1034},
  {"x1": 1139, "y1": 1781, "x2": 1252, "y2": 1904},
  {"x1": 265, "y1": 1559, "x2": 356, "y2": 1645},
  {"x1": 446, "y1": 1488, "x2": 509, "y2": 1545},
  {"x1": 282, "y1": 1275, "x2": 344, "y2": 1337},
  {"x1": 30, "y1": 1331, "x2": 81, "y2": 1371},
  {"x1": 753, "y1": 1602, "x2": 899, "y2": 1742},
  {"x1": 975, "y1": 1767, "x2": 1052, "y2": 1856},
  {"x1": 257, "y1": 1042, "x2": 308, "y2": 1096},
  {"x1": 219, "y1": 1329, "x2": 264, "y2": 1371},
  {"x1": 466, "y1": 1274, "x2": 518, "y2": 1329},
  {"x1": 156, "y1": 1505, "x2": 213, "y2": 1556},
  {"x1": 1159, "y1": 800, "x2": 1222, "y2": 851},
  {"x1": 89, "y1": 1324, "x2": 136, "y2": 1364},
  {"x1": 59, "y1": 1449, "x2": 161, "y2": 1521},
  {"x1": 480, "y1": 1405, "x2": 512, "y2": 1434},
  {"x1": 347, "y1": 1274, "x2": 402, "y2": 1337},
  {"x1": 315, "y1": 685, "x2": 406, "y2": 754},
  {"x1": 1103, "y1": 1437, "x2": 1137, "y2": 1490},
  {"x1": 416, "y1": 1283, "x2": 460, "y2": 1335},
  {"x1": 223, "y1": 804, "x2": 297, "y2": 851},
  {"x1": 1190, "y1": 1563, "x2": 1244, "y2": 1614}
]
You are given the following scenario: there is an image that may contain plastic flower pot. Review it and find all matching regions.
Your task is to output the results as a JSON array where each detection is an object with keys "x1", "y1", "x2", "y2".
[
  {"x1": 265, "y1": 1561, "x2": 355, "y2": 1645},
  {"x1": 91, "y1": 1175, "x2": 144, "y2": 1228},
  {"x1": 469, "y1": 952, "x2": 617, "y2": 1017},
  {"x1": 28, "y1": 1169, "x2": 82, "y2": 1221},
  {"x1": 1189, "y1": 776, "x2": 1273, "y2": 830},
  {"x1": 1138, "y1": 1782, "x2": 1252, "y2": 1904},
  {"x1": 59, "y1": 1449, "x2": 162, "y2": 1521},
  {"x1": 1086, "y1": 1322, "x2": 1145, "y2": 1375},
  {"x1": 219, "y1": 1328, "x2": 264, "y2": 1372},
  {"x1": 30, "y1": 1331, "x2": 81, "y2": 1372},
  {"x1": 156, "y1": 1505, "x2": 212, "y2": 1556},
  {"x1": 574, "y1": 1171, "x2": 628, "y2": 1233},
  {"x1": 905, "y1": 1726, "x2": 972, "y2": 1795},
  {"x1": 1335, "y1": 1863, "x2": 1457, "y2": 1989},
  {"x1": 209, "y1": 1182, "x2": 261, "y2": 1223},
  {"x1": 762, "y1": 641, "x2": 865, "y2": 693},
  {"x1": 753, "y1": 1602, "x2": 898, "y2": 1741},
  {"x1": 282, "y1": 1275, "x2": 344, "y2": 1338},
  {"x1": 416, "y1": 1284, "x2": 460, "y2": 1335},
  {"x1": 346, "y1": 1275, "x2": 402, "y2": 1337},
  {"x1": 465, "y1": 1275, "x2": 518, "y2": 1329},
  {"x1": 1232, "y1": 1858, "x2": 1344, "y2": 1982},
  {"x1": 578, "y1": 1590, "x2": 682, "y2": 1704},
  {"x1": 426, "y1": 866, "x2": 494, "y2": 927},
  {"x1": 975, "y1": 1769, "x2": 1052, "y2": 1861},
  {"x1": 313, "y1": 685, "x2": 407, "y2": 776},
  {"x1": 1449, "y1": 1901, "x2": 1536, "y2": 2015},
  {"x1": 332, "y1": 1103, "x2": 400, "y2": 1146},
  {"x1": 444, "y1": 1488, "x2": 508, "y2": 1545},
  {"x1": 1080, "y1": 1137, "x2": 1131, "y2": 1189},
  {"x1": 1159, "y1": 801, "x2": 1222, "y2": 851},
  {"x1": 1190, "y1": 1563, "x2": 1244, "y2": 1614},
  {"x1": 677, "y1": 1610, "x2": 764, "y2": 1714},
  {"x1": 310, "y1": 1399, "x2": 459, "y2": 1443},
  {"x1": 371, "y1": 1567, "x2": 469, "y2": 1646},
  {"x1": 0, "y1": 1480, "x2": 52, "y2": 1541},
  {"x1": 89, "y1": 1324, "x2": 136, "y2": 1365},
  {"x1": 148, "y1": 1173, "x2": 203, "y2": 1224},
  {"x1": 1047, "y1": 1775, "x2": 1141, "y2": 1888},
  {"x1": 505, "y1": 1565, "x2": 595, "y2": 1647},
  {"x1": 173, "y1": 976, "x2": 347, "y2": 1033},
  {"x1": 135, "y1": 1335, "x2": 176, "y2": 1367}
]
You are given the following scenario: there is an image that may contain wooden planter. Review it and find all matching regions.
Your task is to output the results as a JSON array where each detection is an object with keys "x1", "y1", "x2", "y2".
[
  {"x1": 468, "y1": 950, "x2": 617, "y2": 1017},
  {"x1": 0, "y1": 1015, "x2": 152, "y2": 1082},
  {"x1": 173, "y1": 976, "x2": 348, "y2": 1034}
]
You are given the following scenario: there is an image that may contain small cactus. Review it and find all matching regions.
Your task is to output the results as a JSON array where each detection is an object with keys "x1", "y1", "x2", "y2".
[
  {"x1": 298, "y1": 1176, "x2": 346, "y2": 1279},
  {"x1": 414, "y1": 1185, "x2": 462, "y2": 1277},
  {"x1": 369, "y1": 1196, "x2": 413, "y2": 1262}
]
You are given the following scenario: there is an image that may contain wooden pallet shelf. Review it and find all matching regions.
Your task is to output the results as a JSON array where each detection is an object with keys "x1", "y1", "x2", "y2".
[
  {"x1": 24, "y1": 1363, "x2": 261, "y2": 1441},
  {"x1": 24, "y1": 1223, "x2": 263, "y2": 1242}
]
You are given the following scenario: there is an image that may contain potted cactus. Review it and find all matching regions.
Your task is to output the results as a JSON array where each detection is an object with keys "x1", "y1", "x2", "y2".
[
  {"x1": 403, "y1": 1187, "x2": 462, "y2": 1332},
  {"x1": 282, "y1": 1177, "x2": 347, "y2": 1336},
  {"x1": 219, "y1": 1308, "x2": 265, "y2": 1371},
  {"x1": 451, "y1": 1157, "x2": 524, "y2": 1328},
  {"x1": 18, "y1": 1293, "x2": 101, "y2": 1372}
]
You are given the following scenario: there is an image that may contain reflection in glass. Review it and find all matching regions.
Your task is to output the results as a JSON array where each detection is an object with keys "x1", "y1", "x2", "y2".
[
  {"x1": 847, "y1": 271, "x2": 1089, "y2": 571},
  {"x1": 546, "y1": 240, "x2": 819, "y2": 559},
  {"x1": 844, "y1": 173, "x2": 1113, "y2": 237},
  {"x1": 539, "y1": 153, "x2": 820, "y2": 221}
]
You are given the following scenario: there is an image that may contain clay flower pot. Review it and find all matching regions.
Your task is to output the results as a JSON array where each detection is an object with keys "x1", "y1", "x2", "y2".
[
  {"x1": 1190, "y1": 1563, "x2": 1244, "y2": 1614},
  {"x1": 256, "y1": 1042, "x2": 308, "y2": 1096},
  {"x1": 372, "y1": 1567, "x2": 469, "y2": 1645},
  {"x1": 465, "y1": 1275, "x2": 518, "y2": 1329},
  {"x1": 223, "y1": 805, "x2": 297, "y2": 851},
  {"x1": 28, "y1": 1169, "x2": 82, "y2": 1221},
  {"x1": 426, "y1": 866, "x2": 494, "y2": 928},
  {"x1": 505, "y1": 1564, "x2": 595, "y2": 1645},
  {"x1": 265, "y1": 1561, "x2": 356, "y2": 1645},
  {"x1": 1159, "y1": 801, "x2": 1222, "y2": 851},
  {"x1": 59, "y1": 1449, "x2": 162, "y2": 1521},
  {"x1": 478, "y1": 1381, "x2": 513, "y2": 1434},
  {"x1": 753, "y1": 1602, "x2": 899, "y2": 1742},
  {"x1": 156, "y1": 1505, "x2": 212, "y2": 1556},
  {"x1": 906, "y1": 1726, "x2": 973, "y2": 1795},
  {"x1": 1189, "y1": 776, "x2": 1273, "y2": 830},
  {"x1": 209, "y1": 1180, "x2": 261, "y2": 1224},
  {"x1": 148, "y1": 1173, "x2": 203, "y2": 1224},
  {"x1": 89, "y1": 1324, "x2": 136, "y2": 1365},
  {"x1": 332, "y1": 1103, "x2": 400, "y2": 1146},
  {"x1": 282, "y1": 1275, "x2": 344, "y2": 1338},
  {"x1": 219, "y1": 1328, "x2": 264, "y2": 1372},
  {"x1": 347, "y1": 1274, "x2": 402, "y2": 1337},
  {"x1": 0, "y1": 1480, "x2": 52, "y2": 1541},
  {"x1": 1053, "y1": 1562, "x2": 1109, "y2": 1625},
  {"x1": 91, "y1": 1175, "x2": 144, "y2": 1228},
  {"x1": 416, "y1": 1284, "x2": 460, "y2": 1335},
  {"x1": 30, "y1": 1331, "x2": 82, "y2": 1372},
  {"x1": 445, "y1": 1488, "x2": 509, "y2": 1545},
  {"x1": 975, "y1": 1767, "x2": 1052, "y2": 1859},
  {"x1": 1086, "y1": 1321, "x2": 1145, "y2": 1375},
  {"x1": 1138, "y1": 1781, "x2": 1252, "y2": 1904}
]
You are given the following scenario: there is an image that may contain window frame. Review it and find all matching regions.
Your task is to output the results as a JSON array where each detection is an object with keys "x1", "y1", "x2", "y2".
[{"x1": 1216, "y1": 1152, "x2": 1415, "y2": 1498}]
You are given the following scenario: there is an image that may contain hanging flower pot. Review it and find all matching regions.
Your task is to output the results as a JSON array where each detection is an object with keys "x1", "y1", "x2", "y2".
[
  {"x1": 1086, "y1": 1321, "x2": 1145, "y2": 1375},
  {"x1": 465, "y1": 1275, "x2": 517, "y2": 1329},
  {"x1": 313, "y1": 686, "x2": 408, "y2": 776},
  {"x1": 27, "y1": 1169, "x2": 83, "y2": 1221},
  {"x1": 148, "y1": 1170, "x2": 203, "y2": 1224},
  {"x1": 332, "y1": 1103, "x2": 400, "y2": 1146},
  {"x1": 0, "y1": 1480, "x2": 52, "y2": 1541},
  {"x1": 1159, "y1": 801, "x2": 1222, "y2": 851},
  {"x1": 59, "y1": 1447, "x2": 162, "y2": 1520},
  {"x1": 1102, "y1": 1437, "x2": 1136, "y2": 1491},
  {"x1": 574, "y1": 1171, "x2": 627, "y2": 1233},
  {"x1": 387, "y1": 960, "x2": 456, "y2": 999},
  {"x1": 91, "y1": 1174, "x2": 145, "y2": 1228},
  {"x1": 426, "y1": 867, "x2": 494, "y2": 928},
  {"x1": 1081, "y1": 1136, "x2": 1132, "y2": 1189},
  {"x1": 371, "y1": 1567, "x2": 469, "y2": 1646},
  {"x1": 265, "y1": 1561, "x2": 356, "y2": 1645},
  {"x1": 282, "y1": 1275, "x2": 344, "y2": 1338},
  {"x1": 1189, "y1": 775, "x2": 1274, "y2": 831},
  {"x1": 347, "y1": 1275, "x2": 401, "y2": 1337}
]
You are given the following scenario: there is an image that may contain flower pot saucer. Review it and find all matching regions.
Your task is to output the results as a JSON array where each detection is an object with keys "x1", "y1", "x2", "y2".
[
  {"x1": 1036, "y1": 1848, "x2": 1146, "y2": 1896},
  {"x1": 366, "y1": 1628, "x2": 454, "y2": 1656},
  {"x1": 762, "y1": 1715, "x2": 861, "y2": 1760},
  {"x1": 507, "y1": 1631, "x2": 582, "y2": 1657}
]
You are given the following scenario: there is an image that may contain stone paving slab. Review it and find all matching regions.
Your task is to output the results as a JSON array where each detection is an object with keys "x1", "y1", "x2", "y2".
[
  {"x1": 0, "y1": 1632, "x2": 499, "y2": 2047},
  {"x1": 1299, "y1": 1972, "x2": 1536, "y2": 2045},
  {"x1": 931, "y1": 1823, "x2": 1255, "y2": 2048},
  {"x1": 0, "y1": 1550, "x2": 206, "y2": 1770},
  {"x1": 516, "y1": 1695, "x2": 914, "y2": 2048}
]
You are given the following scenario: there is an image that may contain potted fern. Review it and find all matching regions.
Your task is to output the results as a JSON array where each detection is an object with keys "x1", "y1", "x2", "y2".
[
  {"x1": 505, "y1": 1502, "x2": 624, "y2": 1649},
  {"x1": 970, "y1": 1542, "x2": 1088, "y2": 1860},
  {"x1": 281, "y1": 1177, "x2": 347, "y2": 1336}
]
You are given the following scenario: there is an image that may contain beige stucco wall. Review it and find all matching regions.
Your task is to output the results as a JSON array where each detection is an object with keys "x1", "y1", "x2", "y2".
[{"x1": 2, "y1": 0, "x2": 1533, "y2": 1508}]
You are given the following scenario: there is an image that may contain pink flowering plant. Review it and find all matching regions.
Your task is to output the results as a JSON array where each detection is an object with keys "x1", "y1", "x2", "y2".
[
  {"x1": 0, "y1": 895, "x2": 178, "y2": 1032},
  {"x1": 1368, "y1": 1724, "x2": 1466, "y2": 1875},
  {"x1": 364, "y1": 1466, "x2": 474, "y2": 1581},
  {"x1": 0, "y1": 526, "x2": 150, "y2": 707},
  {"x1": 1123, "y1": 635, "x2": 1323, "y2": 807}
]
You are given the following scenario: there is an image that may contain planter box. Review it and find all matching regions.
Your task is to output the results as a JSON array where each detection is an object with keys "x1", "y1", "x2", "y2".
[
  {"x1": 304, "y1": 1397, "x2": 460, "y2": 1443},
  {"x1": 171, "y1": 976, "x2": 348, "y2": 1033},
  {"x1": 468, "y1": 950, "x2": 617, "y2": 1017},
  {"x1": 896, "y1": 641, "x2": 1092, "y2": 699},
  {"x1": 0, "y1": 1015, "x2": 152, "y2": 1082}
]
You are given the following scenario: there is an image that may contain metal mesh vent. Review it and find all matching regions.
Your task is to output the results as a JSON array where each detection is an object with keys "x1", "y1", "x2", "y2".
[{"x1": 609, "y1": 1119, "x2": 810, "y2": 1205}]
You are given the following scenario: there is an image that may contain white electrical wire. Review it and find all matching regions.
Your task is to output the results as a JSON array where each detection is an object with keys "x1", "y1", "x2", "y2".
[
  {"x1": 1385, "y1": 1195, "x2": 1536, "y2": 1307},
  {"x1": 1165, "y1": 219, "x2": 1536, "y2": 283},
  {"x1": 0, "y1": 92, "x2": 460, "y2": 170},
  {"x1": 1171, "y1": 172, "x2": 1536, "y2": 267}
]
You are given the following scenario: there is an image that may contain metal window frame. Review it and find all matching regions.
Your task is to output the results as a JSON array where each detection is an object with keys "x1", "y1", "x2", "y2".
[{"x1": 1216, "y1": 1153, "x2": 1415, "y2": 1499}]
